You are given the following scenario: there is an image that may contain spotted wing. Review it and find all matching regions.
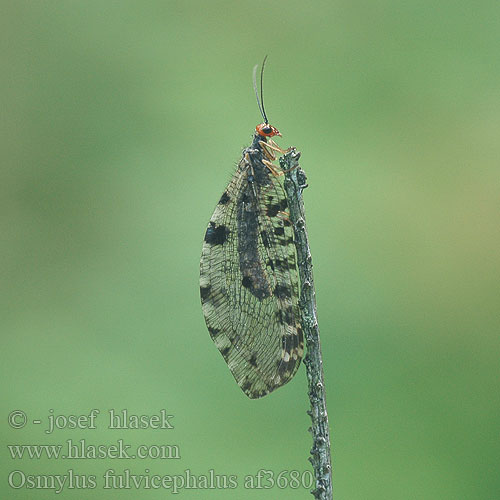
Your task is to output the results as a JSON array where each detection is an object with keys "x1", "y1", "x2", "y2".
[{"x1": 200, "y1": 146, "x2": 303, "y2": 399}]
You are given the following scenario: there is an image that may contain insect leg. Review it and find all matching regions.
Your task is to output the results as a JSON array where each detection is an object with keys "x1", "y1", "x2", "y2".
[
  {"x1": 263, "y1": 139, "x2": 295, "y2": 155},
  {"x1": 259, "y1": 141, "x2": 277, "y2": 162},
  {"x1": 260, "y1": 140, "x2": 298, "y2": 173},
  {"x1": 263, "y1": 159, "x2": 283, "y2": 177}
]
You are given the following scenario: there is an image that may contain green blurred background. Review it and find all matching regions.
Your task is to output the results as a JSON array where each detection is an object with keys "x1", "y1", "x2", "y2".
[{"x1": 1, "y1": 1, "x2": 499, "y2": 498}]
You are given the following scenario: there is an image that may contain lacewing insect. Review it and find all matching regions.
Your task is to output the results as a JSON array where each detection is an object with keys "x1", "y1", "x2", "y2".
[{"x1": 199, "y1": 57, "x2": 303, "y2": 398}]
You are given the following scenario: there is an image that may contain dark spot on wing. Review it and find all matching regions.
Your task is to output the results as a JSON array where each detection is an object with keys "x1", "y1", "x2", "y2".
[
  {"x1": 297, "y1": 326, "x2": 304, "y2": 344},
  {"x1": 241, "y1": 380, "x2": 252, "y2": 392},
  {"x1": 267, "y1": 199, "x2": 288, "y2": 218},
  {"x1": 274, "y1": 284, "x2": 292, "y2": 299},
  {"x1": 265, "y1": 382, "x2": 276, "y2": 393},
  {"x1": 267, "y1": 204, "x2": 280, "y2": 217},
  {"x1": 267, "y1": 259, "x2": 275, "y2": 271},
  {"x1": 274, "y1": 258, "x2": 289, "y2": 271},
  {"x1": 208, "y1": 326, "x2": 221, "y2": 338},
  {"x1": 275, "y1": 310, "x2": 284, "y2": 325},
  {"x1": 274, "y1": 227, "x2": 285, "y2": 236},
  {"x1": 261, "y1": 231, "x2": 271, "y2": 248},
  {"x1": 283, "y1": 307, "x2": 294, "y2": 325},
  {"x1": 218, "y1": 191, "x2": 230, "y2": 204},
  {"x1": 205, "y1": 222, "x2": 229, "y2": 245},
  {"x1": 282, "y1": 335, "x2": 289, "y2": 351},
  {"x1": 200, "y1": 286, "x2": 211, "y2": 301},
  {"x1": 221, "y1": 346, "x2": 231, "y2": 359},
  {"x1": 242, "y1": 276, "x2": 252, "y2": 289},
  {"x1": 282, "y1": 334, "x2": 299, "y2": 352},
  {"x1": 277, "y1": 357, "x2": 296, "y2": 377},
  {"x1": 275, "y1": 307, "x2": 294, "y2": 325},
  {"x1": 280, "y1": 236, "x2": 294, "y2": 246},
  {"x1": 249, "y1": 353, "x2": 258, "y2": 367}
]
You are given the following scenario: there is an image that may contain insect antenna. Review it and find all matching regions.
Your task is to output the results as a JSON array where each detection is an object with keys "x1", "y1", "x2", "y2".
[{"x1": 253, "y1": 55, "x2": 269, "y2": 124}]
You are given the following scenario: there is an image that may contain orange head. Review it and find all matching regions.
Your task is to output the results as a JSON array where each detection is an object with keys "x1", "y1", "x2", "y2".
[
  {"x1": 254, "y1": 57, "x2": 281, "y2": 138},
  {"x1": 256, "y1": 123, "x2": 281, "y2": 138}
]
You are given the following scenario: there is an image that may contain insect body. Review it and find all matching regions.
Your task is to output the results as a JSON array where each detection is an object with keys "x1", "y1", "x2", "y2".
[{"x1": 199, "y1": 59, "x2": 304, "y2": 398}]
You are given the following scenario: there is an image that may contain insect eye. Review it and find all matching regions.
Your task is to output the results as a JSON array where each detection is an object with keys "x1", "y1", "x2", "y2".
[{"x1": 262, "y1": 126, "x2": 272, "y2": 134}]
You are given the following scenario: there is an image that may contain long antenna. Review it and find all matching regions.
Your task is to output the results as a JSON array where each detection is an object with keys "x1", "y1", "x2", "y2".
[{"x1": 253, "y1": 55, "x2": 269, "y2": 124}]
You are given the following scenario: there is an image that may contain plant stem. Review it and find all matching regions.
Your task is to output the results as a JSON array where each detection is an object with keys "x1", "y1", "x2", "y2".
[{"x1": 281, "y1": 149, "x2": 333, "y2": 500}]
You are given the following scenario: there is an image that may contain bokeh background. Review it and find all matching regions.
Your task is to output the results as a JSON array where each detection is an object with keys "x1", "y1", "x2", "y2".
[{"x1": 1, "y1": 1, "x2": 499, "y2": 499}]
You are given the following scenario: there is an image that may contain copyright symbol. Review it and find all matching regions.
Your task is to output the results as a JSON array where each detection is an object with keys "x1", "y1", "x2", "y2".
[{"x1": 8, "y1": 410, "x2": 27, "y2": 429}]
